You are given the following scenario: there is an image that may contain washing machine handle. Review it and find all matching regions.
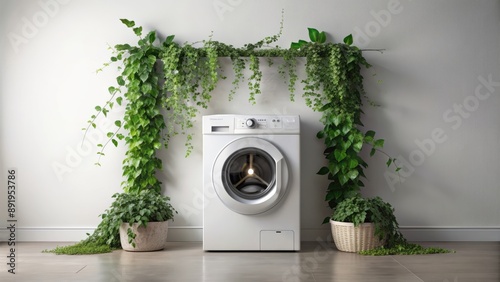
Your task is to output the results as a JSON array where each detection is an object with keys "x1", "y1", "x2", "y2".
[{"x1": 276, "y1": 158, "x2": 282, "y2": 194}]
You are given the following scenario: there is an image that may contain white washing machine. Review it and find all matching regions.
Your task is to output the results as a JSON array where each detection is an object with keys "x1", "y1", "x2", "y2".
[{"x1": 203, "y1": 114, "x2": 300, "y2": 251}]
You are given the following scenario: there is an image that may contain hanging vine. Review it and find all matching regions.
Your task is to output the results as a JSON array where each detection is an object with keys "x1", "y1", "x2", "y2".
[
  {"x1": 83, "y1": 17, "x2": 398, "y2": 205},
  {"x1": 75, "y1": 17, "x2": 405, "y2": 254}
]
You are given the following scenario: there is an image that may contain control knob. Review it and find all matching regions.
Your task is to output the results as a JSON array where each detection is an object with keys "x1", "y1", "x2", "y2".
[{"x1": 245, "y1": 118, "x2": 257, "y2": 128}]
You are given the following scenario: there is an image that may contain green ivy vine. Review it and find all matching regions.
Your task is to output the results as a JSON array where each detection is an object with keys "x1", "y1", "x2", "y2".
[
  {"x1": 71, "y1": 18, "x2": 405, "y2": 254},
  {"x1": 293, "y1": 32, "x2": 399, "y2": 222}
]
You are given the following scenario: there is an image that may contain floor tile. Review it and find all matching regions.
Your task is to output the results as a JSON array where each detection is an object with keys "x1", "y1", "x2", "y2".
[{"x1": 0, "y1": 241, "x2": 498, "y2": 281}]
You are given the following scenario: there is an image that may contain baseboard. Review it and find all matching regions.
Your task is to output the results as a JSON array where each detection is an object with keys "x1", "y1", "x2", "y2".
[
  {"x1": 1, "y1": 226, "x2": 499, "y2": 242},
  {"x1": 0, "y1": 226, "x2": 205, "y2": 242},
  {"x1": 0, "y1": 227, "x2": 94, "y2": 242},
  {"x1": 400, "y1": 226, "x2": 500, "y2": 241},
  {"x1": 303, "y1": 226, "x2": 500, "y2": 242}
]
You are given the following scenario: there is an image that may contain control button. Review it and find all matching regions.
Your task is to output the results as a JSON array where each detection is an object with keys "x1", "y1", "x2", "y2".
[{"x1": 245, "y1": 118, "x2": 257, "y2": 128}]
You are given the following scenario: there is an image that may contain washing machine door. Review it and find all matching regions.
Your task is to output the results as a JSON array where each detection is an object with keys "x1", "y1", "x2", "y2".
[{"x1": 212, "y1": 137, "x2": 289, "y2": 215}]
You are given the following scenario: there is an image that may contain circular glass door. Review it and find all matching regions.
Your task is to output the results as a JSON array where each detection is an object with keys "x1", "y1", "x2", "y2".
[
  {"x1": 222, "y1": 148, "x2": 275, "y2": 200},
  {"x1": 212, "y1": 137, "x2": 289, "y2": 215}
]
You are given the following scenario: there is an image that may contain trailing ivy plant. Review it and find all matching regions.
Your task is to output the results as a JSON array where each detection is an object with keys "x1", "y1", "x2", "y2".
[
  {"x1": 54, "y1": 19, "x2": 404, "y2": 255},
  {"x1": 85, "y1": 17, "x2": 289, "y2": 163},
  {"x1": 332, "y1": 195, "x2": 452, "y2": 255},
  {"x1": 359, "y1": 243, "x2": 454, "y2": 256},
  {"x1": 289, "y1": 28, "x2": 400, "y2": 223},
  {"x1": 332, "y1": 195, "x2": 405, "y2": 247},
  {"x1": 99, "y1": 190, "x2": 176, "y2": 248}
]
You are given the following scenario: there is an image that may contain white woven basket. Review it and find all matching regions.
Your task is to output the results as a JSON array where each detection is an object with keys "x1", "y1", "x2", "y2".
[{"x1": 330, "y1": 219, "x2": 384, "y2": 252}]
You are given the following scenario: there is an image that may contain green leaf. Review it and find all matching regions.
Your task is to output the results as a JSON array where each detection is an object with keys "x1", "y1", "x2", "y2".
[
  {"x1": 332, "y1": 116, "x2": 341, "y2": 126},
  {"x1": 116, "y1": 96, "x2": 123, "y2": 106},
  {"x1": 353, "y1": 141, "x2": 363, "y2": 153},
  {"x1": 386, "y1": 158, "x2": 393, "y2": 167},
  {"x1": 308, "y1": 28, "x2": 320, "y2": 42},
  {"x1": 115, "y1": 44, "x2": 131, "y2": 51},
  {"x1": 316, "y1": 130, "x2": 325, "y2": 139},
  {"x1": 165, "y1": 35, "x2": 175, "y2": 44},
  {"x1": 117, "y1": 76, "x2": 125, "y2": 86},
  {"x1": 317, "y1": 166, "x2": 329, "y2": 175},
  {"x1": 133, "y1": 27, "x2": 142, "y2": 36},
  {"x1": 348, "y1": 56, "x2": 357, "y2": 64},
  {"x1": 339, "y1": 174, "x2": 349, "y2": 185},
  {"x1": 328, "y1": 163, "x2": 340, "y2": 177},
  {"x1": 120, "y1": 19, "x2": 135, "y2": 28},
  {"x1": 365, "y1": 130, "x2": 376, "y2": 139},
  {"x1": 347, "y1": 169, "x2": 359, "y2": 180},
  {"x1": 341, "y1": 140, "x2": 352, "y2": 150},
  {"x1": 318, "y1": 31, "x2": 326, "y2": 43},
  {"x1": 139, "y1": 72, "x2": 149, "y2": 83},
  {"x1": 370, "y1": 148, "x2": 377, "y2": 157},
  {"x1": 147, "y1": 31, "x2": 156, "y2": 44},
  {"x1": 322, "y1": 217, "x2": 331, "y2": 224},
  {"x1": 341, "y1": 124, "x2": 350, "y2": 135},
  {"x1": 328, "y1": 181, "x2": 341, "y2": 191},
  {"x1": 349, "y1": 159, "x2": 359, "y2": 169},
  {"x1": 325, "y1": 190, "x2": 336, "y2": 202},
  {"x1": 289, "y1": 39, "x2": 308, "y2": 51},
  {"x1": 141, "y1": 82, "x2": 152, "y2": 93},
  {"x1": 374, "y1": 139, "x2": 385, "y2": 148},
  {"x1": 334, "y1": 150, "x2": 347, "y2": 162},
  {"x1": 115, "y1": 120, "x2": 122, "y2": 127},
  {"x1": 112, "y1": 139, "x2": 118, "y2": 147},
  {"x1": 95, "y1": 106, "x2": 102, "y2": 111},
  {"x1": 343, "y1": 34, "x2": 353, "y2": 45},
  {"x1": 290, "y1": 42, "x2": 301, "y2": 50}
]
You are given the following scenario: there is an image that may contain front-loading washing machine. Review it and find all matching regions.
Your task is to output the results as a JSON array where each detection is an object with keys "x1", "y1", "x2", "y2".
[{"x1": 203, "y1": 114, "x2": 300, "y2": 251}]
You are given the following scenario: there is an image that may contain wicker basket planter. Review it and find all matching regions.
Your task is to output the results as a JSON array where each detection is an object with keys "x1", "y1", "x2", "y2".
[{"x1": 330, "y1": 219, "x2": 384, "y2": 252}]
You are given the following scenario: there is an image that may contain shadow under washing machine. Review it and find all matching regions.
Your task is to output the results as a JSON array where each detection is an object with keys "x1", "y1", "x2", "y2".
[{"x1": 202, "y1": 114, "x2": 300, "y2": 251}]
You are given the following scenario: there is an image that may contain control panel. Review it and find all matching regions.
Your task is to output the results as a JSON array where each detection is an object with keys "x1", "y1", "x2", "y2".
[
  {"x1": 203, "y1": 115, "x2": 299, "y2": 135},
  {"x1": 236, "y1": 117, "x2": 285, "y2": 129}
]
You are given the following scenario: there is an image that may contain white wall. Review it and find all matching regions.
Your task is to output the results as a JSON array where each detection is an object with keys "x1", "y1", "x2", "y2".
[{"x1": 1, "y1": 0, "x2": 499, "y2": 242}]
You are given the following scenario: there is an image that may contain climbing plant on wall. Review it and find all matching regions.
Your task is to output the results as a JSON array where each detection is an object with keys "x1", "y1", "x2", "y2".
[{"x1": 56, "y1": 17, "x2": 400, "y2": 254}]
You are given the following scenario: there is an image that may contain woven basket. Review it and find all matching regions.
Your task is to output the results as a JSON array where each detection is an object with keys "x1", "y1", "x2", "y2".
[{"x1": 330, "y1": 219, "x2": 384, "y2": 252}]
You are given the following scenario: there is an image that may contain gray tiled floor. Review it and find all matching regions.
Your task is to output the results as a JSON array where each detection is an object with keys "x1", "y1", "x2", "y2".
[{"x1": 0, "y1": 241, "x2": 498, "y2": 281}]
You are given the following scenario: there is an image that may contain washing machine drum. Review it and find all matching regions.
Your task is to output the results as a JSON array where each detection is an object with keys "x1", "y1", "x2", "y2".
[{"x1": 212, "y1": 137, "x2": 289, "y2": 215}]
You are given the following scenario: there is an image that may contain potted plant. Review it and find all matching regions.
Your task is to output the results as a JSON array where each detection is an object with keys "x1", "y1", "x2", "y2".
[
  {"x1": 329, "y1": 194, "x2": 404, "y2": 252},
  {"x1": 330, "y1": 195, "x2": 453, "y2": 255},
  {"x1": 101, "y1": 190, "x2": 177, "y2": 251}
]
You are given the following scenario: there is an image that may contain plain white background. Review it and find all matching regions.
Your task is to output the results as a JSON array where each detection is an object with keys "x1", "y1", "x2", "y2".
[{"x1": 0, "y1": 0, "x2": 499, "y2": 241}]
